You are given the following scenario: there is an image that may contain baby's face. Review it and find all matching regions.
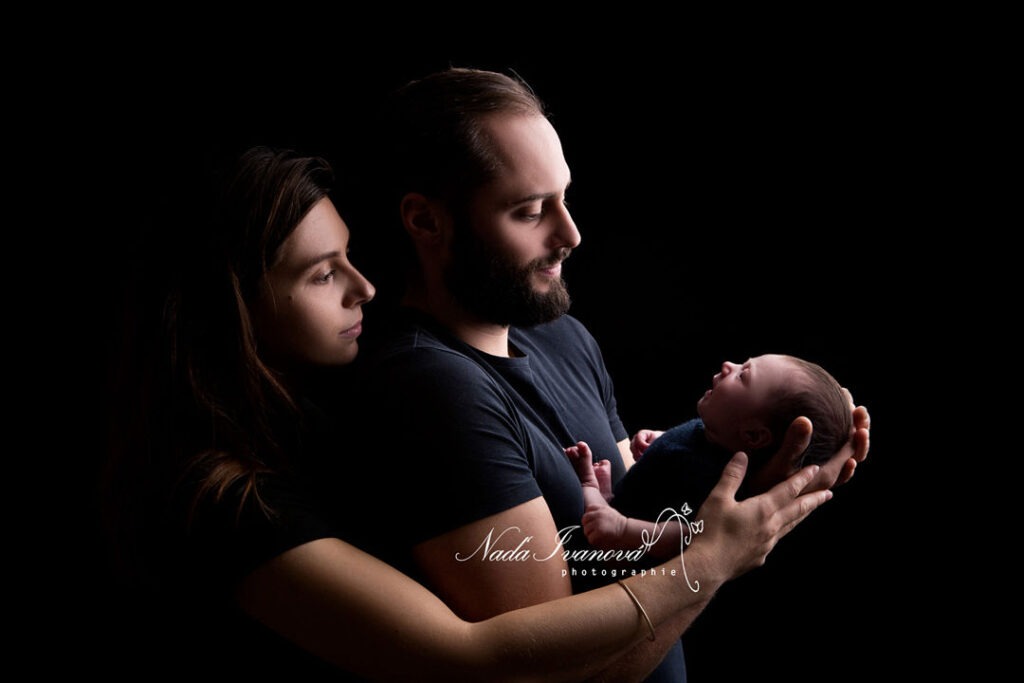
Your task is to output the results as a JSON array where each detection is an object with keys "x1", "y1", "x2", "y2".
[{"x1": 697, "y1": 354, "x2": 797, "y2": 452}]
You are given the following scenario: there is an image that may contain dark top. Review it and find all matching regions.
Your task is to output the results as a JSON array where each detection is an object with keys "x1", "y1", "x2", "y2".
[
  {"x1": 137, "y1": 470, "x2": 364, "y2": 681},
  {"x1": 345, "y1": 310, "x2": 629, "y2": 591},
  {"x1": 117, "y1": 390, "x2": 367, "y2": 682},
  {"x1": 342, "y1": 309, "x2": 686, "y2": 682},
  {"x1": 612, "y1": 418, "x2": 735, "y2": 523}
]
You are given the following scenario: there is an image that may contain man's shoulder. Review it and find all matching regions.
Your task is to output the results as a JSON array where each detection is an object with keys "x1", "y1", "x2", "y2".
[
  {"x1": 512, "y1": 314, "x2": 597, "y2": 348},
  {"x1": 360, "y1": 316, "x2": 493, "y2": 384}
]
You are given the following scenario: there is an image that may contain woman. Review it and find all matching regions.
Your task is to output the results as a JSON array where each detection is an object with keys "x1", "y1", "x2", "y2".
[{"x1": 106, "y1": 146, "x2": 867, "y2": 681}]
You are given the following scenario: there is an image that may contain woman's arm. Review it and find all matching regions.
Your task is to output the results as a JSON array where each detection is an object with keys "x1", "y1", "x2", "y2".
[{"x1": 236, "y1": 455, "x2": 830, "y2": 682}]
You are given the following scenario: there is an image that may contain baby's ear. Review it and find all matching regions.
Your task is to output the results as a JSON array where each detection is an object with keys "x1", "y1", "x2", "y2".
[{"x1": 742, "y1": 426, "x2": 773, "y2": 450}]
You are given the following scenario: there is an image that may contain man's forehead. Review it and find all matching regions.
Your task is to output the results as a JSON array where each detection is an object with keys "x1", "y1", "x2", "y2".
[{"x1": 479, "y1": 114, "x2": 571, "y2": 193}]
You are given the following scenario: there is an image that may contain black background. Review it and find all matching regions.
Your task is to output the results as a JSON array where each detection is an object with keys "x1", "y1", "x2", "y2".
[{"x1": 67, "y1": 41, "x2": 939, "y2": 680}]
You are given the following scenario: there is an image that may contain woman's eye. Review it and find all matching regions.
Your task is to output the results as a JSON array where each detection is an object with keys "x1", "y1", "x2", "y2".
[{"x1": 314, "y1": 270, "x2": 336, "y2": 284}]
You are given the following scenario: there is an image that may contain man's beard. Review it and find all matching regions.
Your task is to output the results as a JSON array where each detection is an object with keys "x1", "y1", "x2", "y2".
[{"x1": 444, "y1": 219, "x2": 572, "y2": 327}]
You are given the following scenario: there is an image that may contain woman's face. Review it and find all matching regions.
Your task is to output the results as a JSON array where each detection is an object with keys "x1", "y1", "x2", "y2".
[{"x1": 254, "y1": 197, "x2": 375, "y2": 368}]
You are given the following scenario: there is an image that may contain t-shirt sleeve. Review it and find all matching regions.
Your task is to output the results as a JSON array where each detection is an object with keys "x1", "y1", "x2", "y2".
[
  {"x1": 355, "y1": 349, "x2": 543, "y2": 547},
  {"x1": 601, "y1": 369, "x2": 628, "y2": 443},
  {"x1": 574, "y1": 317, "x2": 628, "y2": 442},
  {"x1": 185, "y1": 473, "x2": 335, "y2": 587}
]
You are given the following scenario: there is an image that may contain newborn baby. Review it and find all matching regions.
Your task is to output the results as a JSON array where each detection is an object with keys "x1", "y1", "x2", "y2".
[{"x1": 566, "y1": 354, "x2": 851, "y2": 558}]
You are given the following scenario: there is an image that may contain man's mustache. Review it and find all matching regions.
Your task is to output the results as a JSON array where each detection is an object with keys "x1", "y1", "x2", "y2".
[{"x1": 536, "y1": 248, "x2": 572, "y2": 269}]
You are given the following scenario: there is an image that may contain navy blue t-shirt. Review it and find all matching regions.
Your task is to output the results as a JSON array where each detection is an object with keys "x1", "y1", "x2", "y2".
[
  {"x1": 343, "y1": 309, "x2": 686, "y2": 682},
  {"x1": 347, "y1": 311, "x2": 627, "y2": 578}
]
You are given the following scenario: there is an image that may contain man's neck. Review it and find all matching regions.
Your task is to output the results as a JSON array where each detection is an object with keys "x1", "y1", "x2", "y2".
[{"x1": 403, "y1": 287, "x2": 512, "y2": 358}]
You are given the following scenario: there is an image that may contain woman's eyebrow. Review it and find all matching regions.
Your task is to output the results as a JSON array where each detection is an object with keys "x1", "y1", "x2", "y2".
[{"x1": 296, "y1": 250, "x2": 341, "y2": 271}]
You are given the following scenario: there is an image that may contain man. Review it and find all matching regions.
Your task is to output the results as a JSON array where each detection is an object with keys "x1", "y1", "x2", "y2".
[{"x1": 347, "y1": 68, "x2": 868, "y2": 682}]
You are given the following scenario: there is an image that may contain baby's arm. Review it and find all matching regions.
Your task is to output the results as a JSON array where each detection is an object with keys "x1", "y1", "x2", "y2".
[{"x1": 565, "y1": 442, "x2": 683, "y2": 559}]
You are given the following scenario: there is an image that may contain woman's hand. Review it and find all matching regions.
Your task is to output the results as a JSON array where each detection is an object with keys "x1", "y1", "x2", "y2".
[{"x1": 693, "y1": 453, "x2": 832, "y2": 582}]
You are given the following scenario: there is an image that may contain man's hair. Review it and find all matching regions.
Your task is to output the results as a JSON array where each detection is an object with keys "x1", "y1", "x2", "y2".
[
  {"x1": 385, "y1": 67, "x2": 546, "y2": 207},
  {"x1": 753, "y1": 356, "x2": 853, "y2": 468}
]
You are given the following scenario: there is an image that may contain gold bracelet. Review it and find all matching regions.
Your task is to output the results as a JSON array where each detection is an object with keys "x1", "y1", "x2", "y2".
[{"x1": 617, "y1": 580, "x2": 656, "y2": 641}]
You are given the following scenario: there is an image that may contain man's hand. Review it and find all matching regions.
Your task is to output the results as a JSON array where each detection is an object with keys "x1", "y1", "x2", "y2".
[
  {"x1": 768, "y1": 388, "x2": 870, "y2": 494},
  {"x1": 630, "y1": 429, "x2": 665, "y2": 461},
  {"x1": 835, "y1": 388, "x2": 870, "y2": 486}
]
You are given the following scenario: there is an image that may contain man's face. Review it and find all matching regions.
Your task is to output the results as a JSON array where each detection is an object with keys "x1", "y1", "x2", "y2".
[{"x1": 444, "y1": 113, "x2": 581, "y2": 327}]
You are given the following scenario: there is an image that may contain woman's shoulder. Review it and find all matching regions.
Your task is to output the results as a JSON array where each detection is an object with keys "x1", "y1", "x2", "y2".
[{"x1": 172, "y1": 468, "x2": 336, "y2": 587}]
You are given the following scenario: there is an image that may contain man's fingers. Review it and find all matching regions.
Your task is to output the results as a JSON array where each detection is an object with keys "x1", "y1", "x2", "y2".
[
  {"x1": 836, "y1": 459, "x2": 856, "y2": 486},
  {"x1": 764, "y1": 464, "x2": 820, "y2": 507},
  {"x1": 711, "y1": 452, "x2": 749, "y2": 501},
  {"x1": 853, "y1": 427, "x2": 869, "y2": 462},
  {"x1": 853, "y1": 405, "x2": 870, "y2": 431},
  {"x1": 776, "y1": 489, "x2": 833, "y2": 537},
  {"x1": 777, "y1": 416, "x2": 813, "y2": 465}
]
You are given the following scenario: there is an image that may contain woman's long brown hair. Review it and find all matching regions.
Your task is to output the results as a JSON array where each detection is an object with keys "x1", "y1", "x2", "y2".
[{"x1": 105, "y1": 147, "x2": 335, "y2": 574}]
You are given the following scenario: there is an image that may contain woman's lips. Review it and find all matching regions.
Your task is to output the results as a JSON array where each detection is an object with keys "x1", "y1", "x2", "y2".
[{"x1": 340, "y1": 321, "x2": 363, "y2": 339}]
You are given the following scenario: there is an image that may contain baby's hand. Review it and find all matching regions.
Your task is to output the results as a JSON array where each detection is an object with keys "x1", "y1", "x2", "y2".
[
  {"x1": 581, "y1": 502, "x2": 629, "y2": 550},
  {"x1": 630, "y1": 429, "x2": 665, "y2": 461}
]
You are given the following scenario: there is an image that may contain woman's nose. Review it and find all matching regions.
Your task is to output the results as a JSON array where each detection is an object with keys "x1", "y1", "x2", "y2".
[{"x1": 343, "y1": 267, "x2": 375, "y2": 307}]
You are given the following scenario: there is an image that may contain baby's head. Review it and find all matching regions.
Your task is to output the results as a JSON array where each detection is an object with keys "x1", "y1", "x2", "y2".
[{"x1": 697, "y1": 354, "x2": 851, "y2": 487}]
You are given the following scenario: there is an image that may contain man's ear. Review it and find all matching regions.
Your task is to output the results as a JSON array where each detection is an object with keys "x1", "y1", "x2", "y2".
[{"x1": 400, "y1": 192, "x2": 449, "y2": 246}]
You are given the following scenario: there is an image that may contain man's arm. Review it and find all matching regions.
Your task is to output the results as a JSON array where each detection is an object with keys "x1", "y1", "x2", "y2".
[
  {"x1": 617, "y1": 438, "x2": 635, "y2": 470},
  {"x1": 412, "y1": 497, "x2": 571, "y2": 621}
]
